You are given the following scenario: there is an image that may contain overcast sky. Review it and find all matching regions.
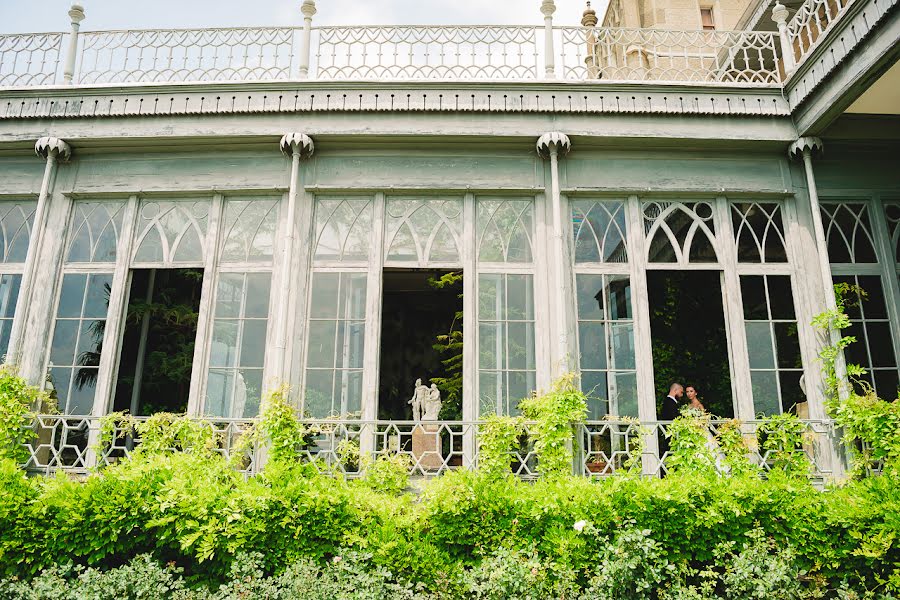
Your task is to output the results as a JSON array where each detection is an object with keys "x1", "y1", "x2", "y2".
[{"x1": 0, "y1": 0, "x2": 606, "y2": 33}]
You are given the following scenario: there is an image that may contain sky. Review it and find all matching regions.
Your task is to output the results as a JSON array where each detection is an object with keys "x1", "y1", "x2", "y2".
[{"x1": 0, "y1": 0, "x2": 607, "y2": 33}]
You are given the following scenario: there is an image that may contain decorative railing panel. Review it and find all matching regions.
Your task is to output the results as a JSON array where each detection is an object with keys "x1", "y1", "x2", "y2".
[
  {"x1": 787, "y1": 0, "x2": 856, "y2": 67},
  {"x1": 558, "y1": 27, "x2": 780, "y2": 84},
  {"x1": 0, "y1": 32, "x2": 63, "y2": 87},
  {"x1": 315, "y1": 26, "x2": 541, "y2": 80},
  {"x1": 77, "y1": 28, "x2": 297, "y2": 84},
  {"x1": 23, "y1": 415, "x2": 839, "y2": 482}
]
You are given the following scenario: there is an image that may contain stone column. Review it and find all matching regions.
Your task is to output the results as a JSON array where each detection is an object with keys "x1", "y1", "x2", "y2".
[
  {"x1": 6, "y1": 137, "x2": 71, "y2": 379},
  {"x1": 540, "y1": 0, "x2": 557, "y2": 78},
  {"x1": 771, "y1": 1, "x2": 796, "y2": 79},
  {"x1": 62, "y1": 4, "x2": 85, "y2": 84},
  {"x1": 788, "y1": 136, "x2": 847, "y2": 480},
  {"x1": 537, "y1": 133, "x2": 573, "y2": 378},
  {"x1": 298, "y1": 1, "x2": 317, "y2": 78},
  {"x1": 274, "y1": 133, "x2": 315, "y2": 386}
]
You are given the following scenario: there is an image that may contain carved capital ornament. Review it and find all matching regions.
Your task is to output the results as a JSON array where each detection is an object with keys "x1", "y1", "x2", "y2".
[
  {"x1": 34, "y1": 137, "x2": 72, "y2": 162},
  {"x1": 788, "y1": 136, "x2": 824, "y2": 159},
  {"x1": 536, "y1": 131, "x2": 572, "y2": 158},
  {"x1": 279, "y1": 133, "x2": 315, "y2": 158}
]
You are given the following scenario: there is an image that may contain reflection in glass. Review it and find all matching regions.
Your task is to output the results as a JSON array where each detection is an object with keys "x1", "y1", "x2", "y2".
[
  {"x1": 314, "y1": 198, "x2": 373, "y2": 263},
  {"x1": 572, "y1": 200, "x2": 628, "y2": 263},
  {"x1": 205, "y1": 272, "x2": 271, "y2": 419},
  {"x1": 66, "y1": 202, "x2": 124, "y2": 263},
  {"x1": 133, "y1": 200, "x2": 210, "y2": 265},
  {"x1": 48, "y1": 273, "x2": 113, "y2": 414},
  {"x1": 575, "y1": 274, "x2": 637, "y2": 418},
  {"x1": 221, "y1": 198, "x2": 279, "y2": 263},
  {"x1": 0, "y1": 201, "x2": 37, "y2": 264},
  {"x1": 478, "y1": 273, "x2": 536, "y2": 415},
  {"x1": 0, "y1": 274, "x2": 22, "y2": 359},
  {"x1": 477, "y1": 199, "x2": 534, "y2": 263},
  {"x1": 304, "y1": 272, "x2": 367, "y2": 418}
]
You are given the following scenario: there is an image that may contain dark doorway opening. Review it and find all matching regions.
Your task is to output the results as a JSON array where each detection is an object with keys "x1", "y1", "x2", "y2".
[
  {"x1": 379, "y1": 269, "x2": 462, "y2": 421},
  {"x1": 647, "y1": 270, "x2": 734, "y2": 418},
  {"x1": 113, "y1": 268, "x2": 203, "y2": 415}
]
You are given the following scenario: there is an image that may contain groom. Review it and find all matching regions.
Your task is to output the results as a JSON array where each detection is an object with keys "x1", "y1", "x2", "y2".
[{"x1": 658, "y1": 383, "x2": 684, "y2": 470}]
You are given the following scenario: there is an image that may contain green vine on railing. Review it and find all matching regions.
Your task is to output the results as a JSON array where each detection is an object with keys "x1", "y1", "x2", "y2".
[
  {"x1": 519, "y1": 374, "x2": 588, "y2": 478},
  {"x1": 0, "y1": 367, "x2": 53, "y2": 464},
  {"x1": 478, "y1": 414, "x2": 524, "y2": 478}
]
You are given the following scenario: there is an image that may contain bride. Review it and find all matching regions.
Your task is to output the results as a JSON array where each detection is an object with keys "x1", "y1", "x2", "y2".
[{"x1": 685, "y1": 385, "x2": 727, "y2": 472}]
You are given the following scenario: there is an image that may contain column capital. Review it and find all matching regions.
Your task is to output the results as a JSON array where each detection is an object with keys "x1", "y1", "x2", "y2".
[
  {"x1": 536, "y1": 132, "x2": 571, "y2": 158},
  {"x1": 788, "y1": 136, "x2": 824, "y2": 159},
  {"x1": 68, "y1": 3, "x2": 86, "y2": 24},
  {"x1": 771, "y1": 0, "x2": 789, "y2": 26},
  {"x1": 280, "y1": 133, "x2": 315, "y2": 158},
  {"x1": 540, "y1": 0, "x2": 557, "y2": 18},
  {"x1": 300, "y1": 0, "x2": 317, "y2": 19},
  {"x1": 35, "y1": 137, "x2": 72, "y2": 162}
]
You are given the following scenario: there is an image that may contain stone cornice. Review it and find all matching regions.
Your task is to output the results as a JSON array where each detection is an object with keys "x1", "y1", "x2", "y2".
[
  {"x1": 786, "y1": 0, "x2": 898, "y2": 109},
  {"x1": 0, "y1": 81, "x2": 791, "y2": 120}
]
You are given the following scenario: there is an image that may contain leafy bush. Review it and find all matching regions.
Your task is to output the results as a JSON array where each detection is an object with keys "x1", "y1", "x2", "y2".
[
  {"x1": 0, "y1": 367, "x2": 51, "y2": 464},
  {"x1": 518, "y1": 375, "x2": 587, "y2": 478},
  {"x1": 584, "y1": 526, "x2": 679, "y2": 600}
]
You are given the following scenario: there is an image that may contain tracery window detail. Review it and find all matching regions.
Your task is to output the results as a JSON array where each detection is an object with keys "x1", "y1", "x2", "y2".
[
  {"x1": 820, "y1": 202, "x2": 878, "y2": 263},
  {"x1": 384, "y1": 197, "x2": 463, "y2": 265},
  {"x1": 0, "y1": 200, "x2": 37, "y2": 359},
  {"x1": 66, "y1": 201, "x2": 125, "y2": 263},
  {"x1": 643, "y1": 201, "x2": 718, "y2": 264},
  {"x1": 133, "y1": 200, "x2": 210, "y2": 265},
  {"x1": 731, "y1": 202, "x2": 788, "y2": 263},
  {"x1": 884, "y1": 201, "x2": 900, "y2": 265},
  {"x1": 220, "y1": 198, "x2": 279, "y2": 263},
  {"x1": 571, "y1": 200, "x2": 628, "y2": 263},
  {"x1": 477, "y1": 198, "x2": 534, "y2": 263},
  {"x1": 0, "y1": 201, "x2": 36, "y2": 264},
  {"x1": 314, "y1": 197, "x2": 373, "y2": 263}
]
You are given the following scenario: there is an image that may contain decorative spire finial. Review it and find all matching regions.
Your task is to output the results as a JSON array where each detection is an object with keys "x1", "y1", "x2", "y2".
[
  {"x1": 68, "y1": 3, "x2": 85, "y2": 23},
  {"x1": 582, "y1": 1, "x2": 598, "y2": 27}
]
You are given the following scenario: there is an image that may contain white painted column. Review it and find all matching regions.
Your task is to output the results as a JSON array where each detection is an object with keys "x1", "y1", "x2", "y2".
[
  {"x1": 274, "y1": 134, "x2": 315, "y2": 386},
  {"x1": 462, "y1": 191, "x2": 477, "y2": 467},
  {"x1": 537, "y1": 132, "x2": 573, "y2": 378},
  {"x1": 6, "y1": 138, "x2": 71, "y2": 378},
  {"x1": 624, "y1": 195, "x2": 660, "y2": 476},
  {"x1": 716, "y1": 196, "x2": 755, "y2": 421},
  {"x1": 62, "y1": 4, "x2": 85, "y2": 84},
  {"x1": 540, "y1": 0, "x2": 557, "y2": 78},
  {"x1": 298, "y1": 0, "x2": 317, "y2": 78},
  {"x1": 359, "y1": 192, "x2": 386, "y2": 457},
  {"x1": 771, "y1": 1, "x2": 796, "y2": 78},
  {"x1": 789, "y1": 137, "x2": 846, "y2": 479}
]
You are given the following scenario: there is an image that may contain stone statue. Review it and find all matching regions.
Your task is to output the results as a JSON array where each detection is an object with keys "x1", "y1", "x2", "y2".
[
  {"x1": 422, "y1": 383, "x2": 442, "y2": 421},
  {"x1": 409, "y1": 378, "x2": 429, "y2": 421}
]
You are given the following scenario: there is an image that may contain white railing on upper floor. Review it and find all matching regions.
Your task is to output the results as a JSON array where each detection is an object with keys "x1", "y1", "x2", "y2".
[
  {"x1": 0, "y1": 25, "x2": 784, "y2": 87},
  {"x1": 787, "y1": 0, "x2": 856, "y2": 69}
]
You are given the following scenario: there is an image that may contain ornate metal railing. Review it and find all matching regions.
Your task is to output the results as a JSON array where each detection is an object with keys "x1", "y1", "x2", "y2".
[
  {"x1": 557, "y1": 27, "x2": 781, "y2": 84},
  {"x1": 315, "y1": 26, "x2": 542, "y2": 80},
  {"x1": 787, "y1": 0, "x2": 856, "y2": 68},
  {"x1": 76, "y1": 27, "x2": 297, "y2": 84},
  {"x1": 22, "y1": 415, "x2": 840, "y2": 481},
  {"x1": 0, "y1": 32, "x2": 64, "y2": 87}
]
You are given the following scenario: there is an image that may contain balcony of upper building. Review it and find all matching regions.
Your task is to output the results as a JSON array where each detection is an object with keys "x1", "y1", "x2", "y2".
[{"x1": 0, "y1": 0, "x2": 891, "y2": 93}]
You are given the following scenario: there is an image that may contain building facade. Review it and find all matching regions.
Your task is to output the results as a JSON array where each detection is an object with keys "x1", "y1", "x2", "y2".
[{"x1": 0, "y1": 0, "x2": 898, "y2": 476}]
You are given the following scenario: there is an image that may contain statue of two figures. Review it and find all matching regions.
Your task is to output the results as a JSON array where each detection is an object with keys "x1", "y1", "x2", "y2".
[{"x1": 409, "y1": 378, "x2": 442, "y2": 421}]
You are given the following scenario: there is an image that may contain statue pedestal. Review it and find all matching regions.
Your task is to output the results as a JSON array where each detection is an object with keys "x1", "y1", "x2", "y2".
[{"x1": 411, "y1": 424, "x2": 443, "y2": 470}]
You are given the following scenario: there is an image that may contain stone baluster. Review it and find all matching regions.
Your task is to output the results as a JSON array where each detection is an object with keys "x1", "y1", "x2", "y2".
[
  {"x1": 298, "y1": 0, "x2": 317, "y2": 78},
  {"x1": 540, "y1": 0, "x2": 557, "y2": 78},
  {"x1": 62, "y1": 4, "x2": 85, "y2": 85},
  {"x1": 772, "y1": 1, "x2": 796, "y2": 79}
]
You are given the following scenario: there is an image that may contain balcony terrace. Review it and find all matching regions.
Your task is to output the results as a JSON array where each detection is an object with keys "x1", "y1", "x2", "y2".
[{"x1": 0, "y1": 0, "x2": 870, "y2": 89}]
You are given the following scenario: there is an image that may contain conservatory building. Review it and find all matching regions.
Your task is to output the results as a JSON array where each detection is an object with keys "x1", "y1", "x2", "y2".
[{"x1": 0, "y1": 0, "x2": 898, "y2": 477}]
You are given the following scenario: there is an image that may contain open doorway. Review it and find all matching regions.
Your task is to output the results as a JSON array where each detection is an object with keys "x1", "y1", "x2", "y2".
[
  {"x1": 647, "y1": 270, "x2": 734, "y2": 417},
  {"x1": 378, "y1": 269, "x2": 462, "y2": 420},
  {"x1": 113, "y1": 268, "x2": 203, "y2": 415}
]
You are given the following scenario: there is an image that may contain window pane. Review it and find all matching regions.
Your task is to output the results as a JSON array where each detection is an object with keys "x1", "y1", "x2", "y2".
[
  {"x1": 740, "y1": 275, "x2": 767, "y2": 320},
  {"x1": 240, "y1": 320, "x2": 268, "y2": 369},
  {"x1": 581, "y1": 370, "x2": 608, "y2": 419},
  {"x1": 750, "y1": 370, "x2": 780, "y2": 416},
  {"x1": 612, "y1": 371, "x2": 639, "y2": 418},
  {"x1": 746, "y1": 322, "x2": 775, "y2": 369},
  {"x1": 608, "y1": 276, "x2": 632, "y2": 320},
  {"x1": 215, "y1": 273, "x2": 244, "y2": 318},
  {"x1": 867, "y1": 323, "x2": 897, "y2": 368},
  {"x1": 576, "y1": 274, "x2": 605, "y2": 320},
  {"x1": 84, "y1": 274, "x2": 113, "y2": 318},
  {"x1": 507, "y1": 321, "x2": 535, "y2": 370},
  {"x1": 209, "y1": 320, "x2": 239, "y2": 368},
  {"x1": 49, "y1": 321, "x2": 79, "y2": 365},
  {"x1": 578, "y1": 322, "x2": 607, "y2": 370},
  {"x1": 778, "y1": 370, "x2": 804, "y2": 414},
  {"x1": 773, "y1": 322, "x2": 801, "y2": 369},
  {"x1": 506, "y1": 274, "x2": 534, "y2": 320},
  {"x1": 0, "y1": 201, "x2": 37, "y2": 264},
  {"x1": 304, "y1": 369, "x2": 335, "y2": 418},
  {"x1": 857, "y1": 276, "x2": 887, "y2": 319},
  {"x1": 478, "y1": 274, "x2": 501, "y2": 319},
  {"x1": 57, "y1": 274, "x2": 87, "y2": 318},
  {"x1": 221, "y1": 199, "x2": 279, "y2": 263},
  {"x1": 609, "y1": 323, "x2": 635, "y2": 370},
  {"x1": 340, "y1": 273, "x2": 368, "y2": 321},
  {"x1": 244, "y1": 273, "x2": 272, "y2": 318},
  {"x1": 766, "y1": 276, "x2": 795, "y2": 320},
  {"x1": 307, "y1": 321, "x2": 337, "y2": 369},
  {"x1": 310, "y1": 272, "x2": 340, "y2": 319}
]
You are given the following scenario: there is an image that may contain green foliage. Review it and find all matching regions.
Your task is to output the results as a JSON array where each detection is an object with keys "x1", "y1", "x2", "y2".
[
  {"x1": 236, "y1": 385, "x2": 308, "y2": 466},
  {"x1": 830, "y1": 389, "x2": 900, "y2": 475},
  {"x1": 715, "y1": 419, "x2": 759, "y2": 477},
  {"x1": 757, "y1": 412, "x2": 811, "y2": 476},
  {"x1": 664, "y1": 408, "x2": 717, "y2": 476},
  {"x1": 518, "y1": 375, "x2": 588, "y2": 478},
  {"x1": 584, "y1": 526, "x2": 679, "y2": 599},
  {"x1": 428, "y1": 271, "x2": 463, "y2": 420},
  {"x1": 0, "y1": 367, "x2": 51, "y2": 464},
  {"x1": 719, "y1": 528, "x2": 803, "y2": 600},
  {"x1": 478, "y1": 414, "x2": 524, "y2": 478},
  {"x1": 361, "y1": 453, "x2": 412, "y2": 495},
  {"x1": 134, "y1": 412, "x2": 218, "y2": 457}
]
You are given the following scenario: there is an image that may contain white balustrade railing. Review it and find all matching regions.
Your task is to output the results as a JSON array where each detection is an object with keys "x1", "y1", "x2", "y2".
[
  {"x1": 558, "y1": 27, "x2": 781, "y2": 84},
  {"x1": 787, "y1": 0, "x2": 856, "y2": 67},
  {"x1": 22, "y1": 414, "x2": 840, "y2": 481},
  {"x1": 76, "y1": 27, "x2": 298, "y2": 84},
  {"x1": 0, "y1": 32, "x2": 64, "y2": 87},
  {"x1": 314, "y1": 26, "x2": 542, "y2": 80}
]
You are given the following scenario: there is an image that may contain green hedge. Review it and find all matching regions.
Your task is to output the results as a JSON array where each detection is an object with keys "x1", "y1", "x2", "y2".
[{"x1": 1, "y1": 455, "x2": 898, "y2": 598}]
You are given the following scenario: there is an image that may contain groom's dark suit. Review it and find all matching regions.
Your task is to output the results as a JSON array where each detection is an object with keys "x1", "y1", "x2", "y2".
[{"x1": 658, "y1": 394, "x2": 680, "y2": 467}]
